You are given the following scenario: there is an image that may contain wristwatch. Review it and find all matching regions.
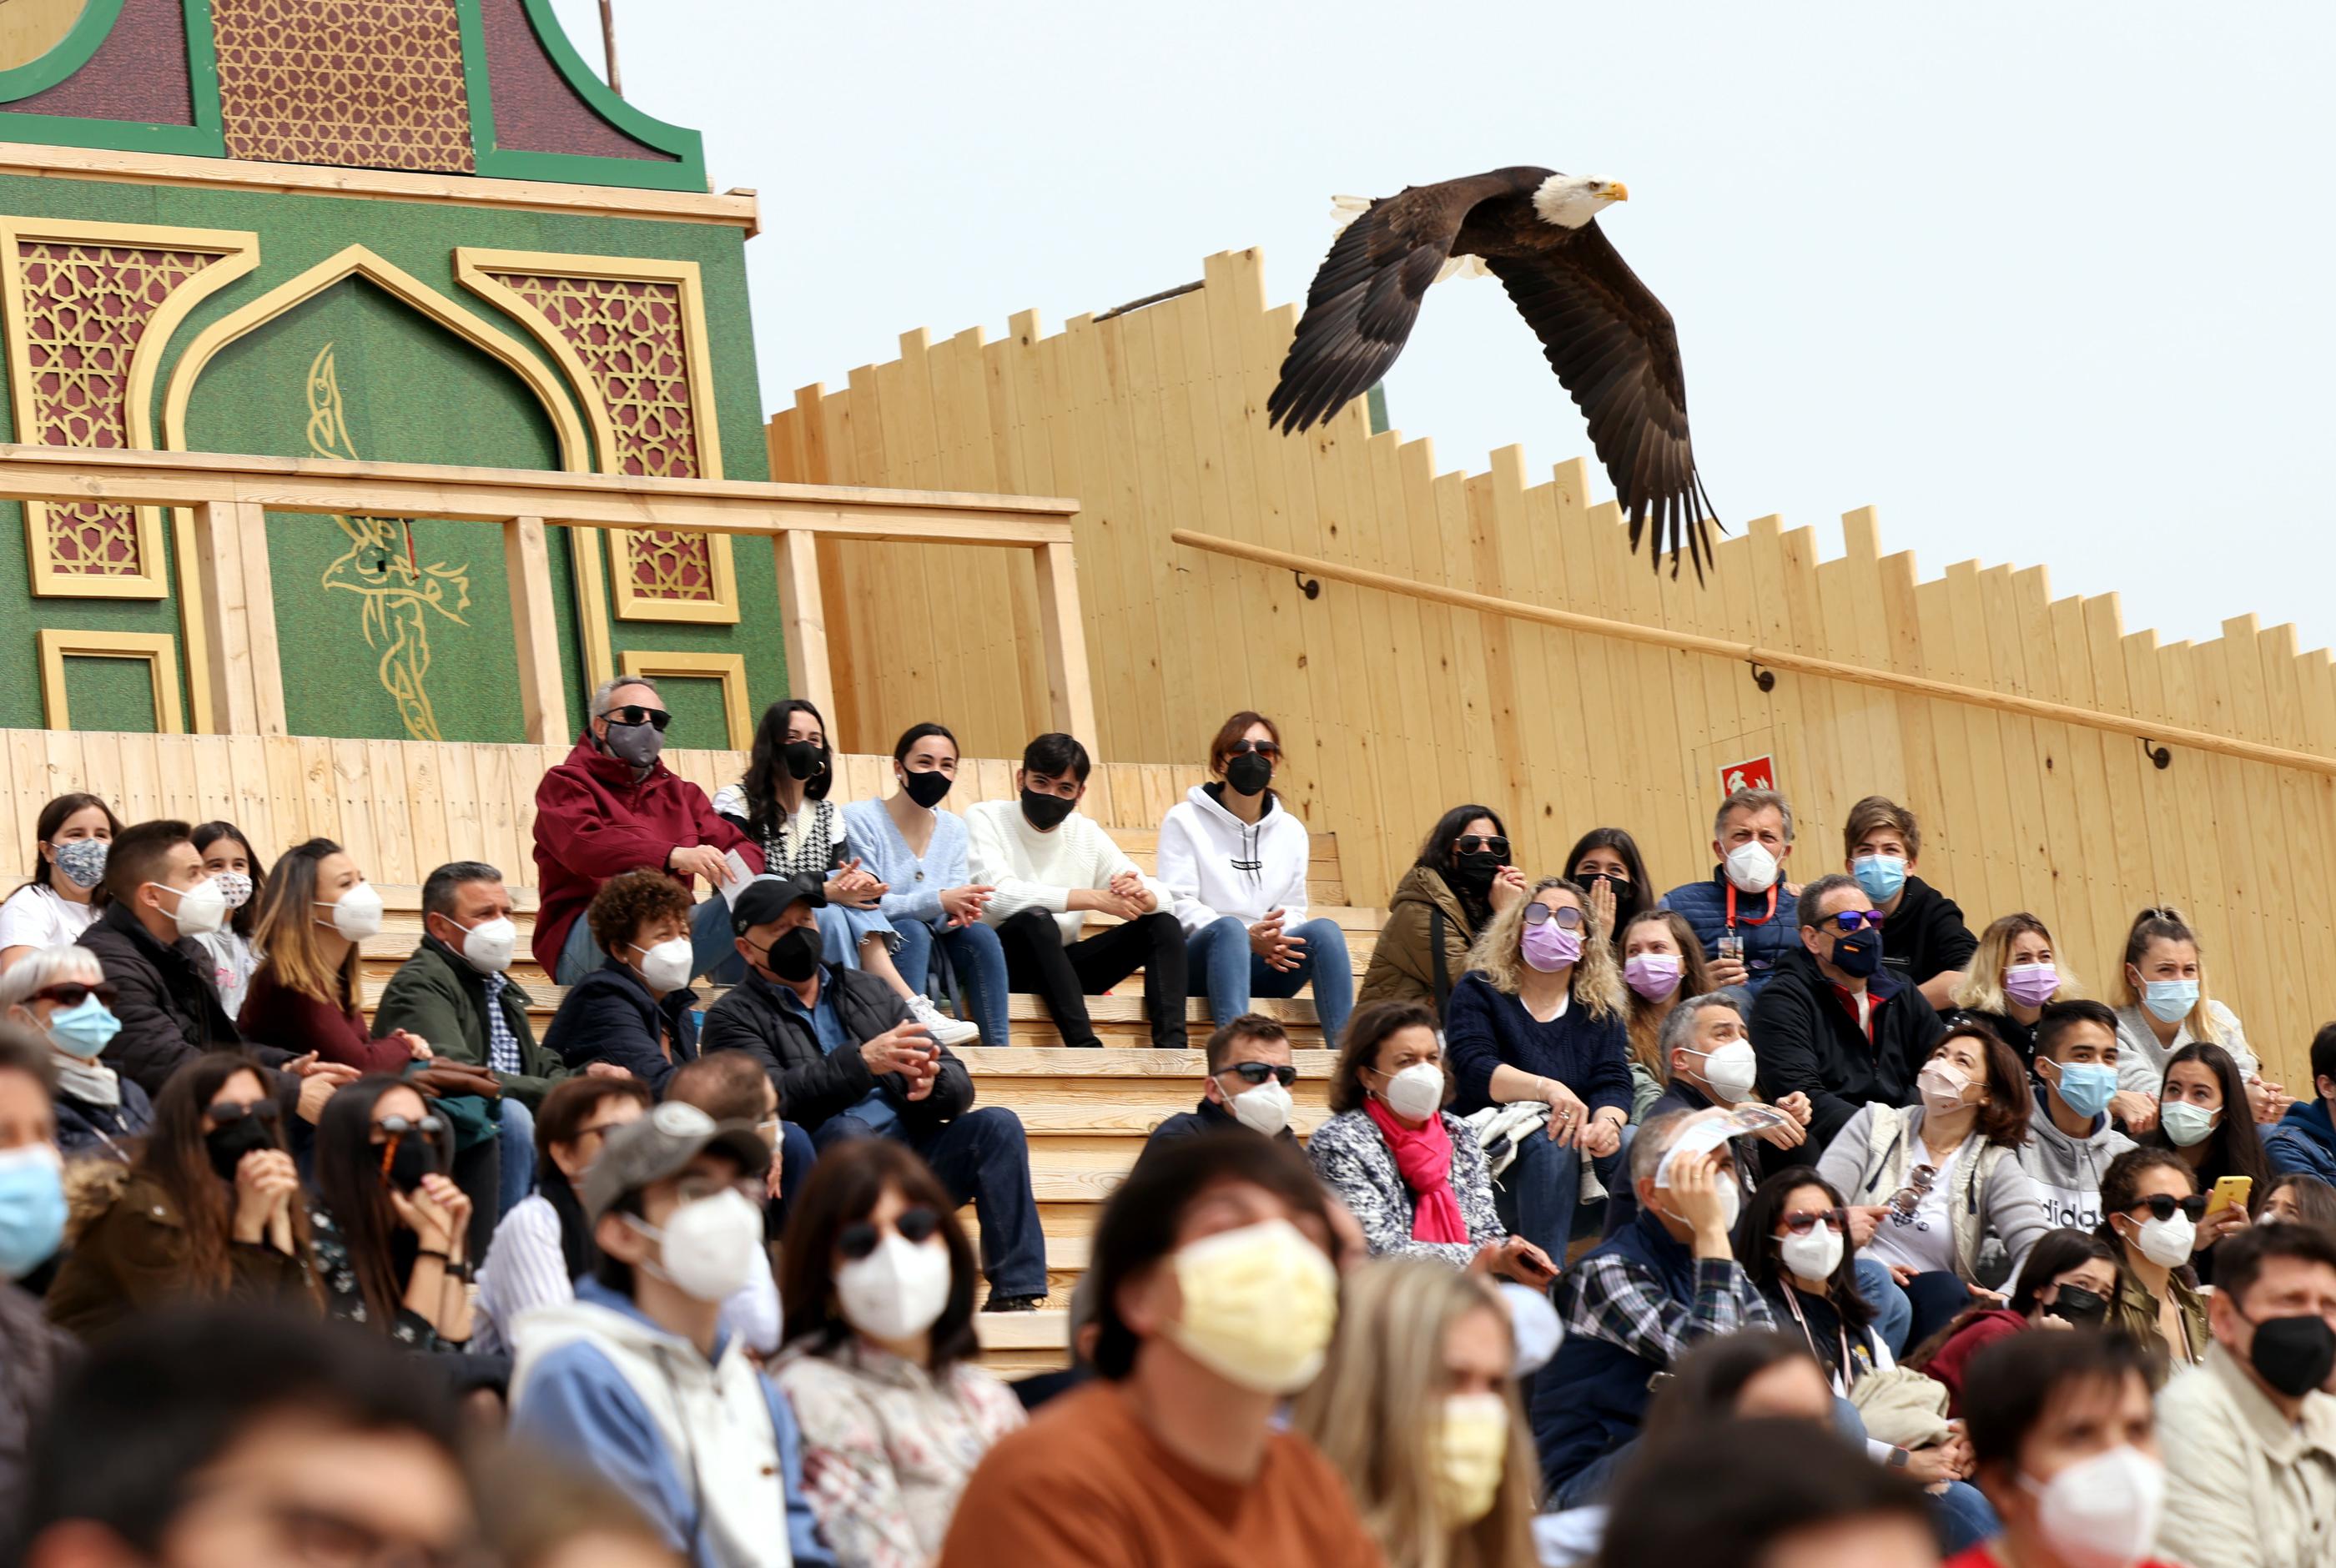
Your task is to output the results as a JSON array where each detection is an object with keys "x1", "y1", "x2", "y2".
[{"x1": 1886, "y1": 1446, "x2": 1911, "y2": 1469}]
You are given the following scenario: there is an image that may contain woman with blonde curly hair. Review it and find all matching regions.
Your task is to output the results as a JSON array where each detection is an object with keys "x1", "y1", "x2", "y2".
[
  {"x1": 1949, "y1": 912, "x2": 2082, "y2": 1068},
  {"x1": 1444, "y1": 876, "x2": 1631, "y2": 1266},
  {"x1": 1292, "y1": 1256, "x2": 1538, "y2": 1568}
]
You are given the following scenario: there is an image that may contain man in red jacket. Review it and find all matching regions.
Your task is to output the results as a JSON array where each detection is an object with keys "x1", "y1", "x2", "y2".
[{"x1": 533, "y1": 676, "x2": 754, "y2": 984}]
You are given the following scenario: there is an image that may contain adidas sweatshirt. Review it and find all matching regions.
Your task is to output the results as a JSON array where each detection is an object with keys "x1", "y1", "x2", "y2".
[
  {"x1": 964, "y1": 799, "x2": 1167, "y2": 944},
  {"x1": 1155, "y1": 784, "x2": 1312, "y2": 934}
]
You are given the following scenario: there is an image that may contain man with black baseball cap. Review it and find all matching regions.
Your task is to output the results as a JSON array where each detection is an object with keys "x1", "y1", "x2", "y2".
[
  {"x1": 702, "y1": 872, "x2": 1049, "y2": 1312},
  {"x1": 510, "y1": 1102, "x2": 833, "y2": 1567}
]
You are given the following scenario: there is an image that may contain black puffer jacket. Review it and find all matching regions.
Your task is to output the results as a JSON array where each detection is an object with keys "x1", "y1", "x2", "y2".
[
  {"x1": 542, "y1": 958, "x2": 699, "y2": 1093},
  {"x1": 698, "y1": 963, "x2": 973, "y2": 1133},
  {"x1": 78, "y1": 902, "x2": 292, "y2": 1098},
  {"x1": 1748, "y1": 946, "x2": 1945, "y2": 1148}
]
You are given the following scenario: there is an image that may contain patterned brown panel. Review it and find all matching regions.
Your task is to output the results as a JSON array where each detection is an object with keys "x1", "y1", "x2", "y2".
[
  {"x1": 19, "y1": 242, "x2": 219, "y2": 577},
  {"x1": 210, "y1": 0, "x2": 476, "y2": 173},
  {"x1": 491, "y1": 270, "x2": 714, "y2": 603}
]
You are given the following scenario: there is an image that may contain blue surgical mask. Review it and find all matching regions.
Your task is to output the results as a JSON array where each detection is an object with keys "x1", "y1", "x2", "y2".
[
  {"x1": 2047, "y1": 1059, "x2": 2118, "y2": 1122},
  {"x1": 2142, "y1": 979, "x2": 2198, "y2": 1024},
  {"x1": 0, "y1": 1145, "x2": 66, "y2": 1279},
  {"x1": 1851, "y1": 854, "x2": 1907, "y2": 903},
  {"x1": 47, "y1": 995, "x2": 121, "y2": 1059}
]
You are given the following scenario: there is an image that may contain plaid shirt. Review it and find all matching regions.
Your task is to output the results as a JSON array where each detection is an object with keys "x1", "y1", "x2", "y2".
[
  {"x1": 1558, "y1": 1249, "x2": 1774, "y2": 1366},
  {"x1": 481, "y1": 971, "x2": 521, "y2": 1076}
]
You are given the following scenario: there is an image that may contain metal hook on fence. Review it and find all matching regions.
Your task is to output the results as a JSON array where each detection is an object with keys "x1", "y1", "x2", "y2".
[
  {"x1": 1291, "y1": 570, "x2": 1321, "y2": 601},
  {"x1": 1748, "y1": 661, "x2": 1776, "y2": 693},
  {"x1": 2140, "y1": 737, "x2": 2172, "y2": 771}
]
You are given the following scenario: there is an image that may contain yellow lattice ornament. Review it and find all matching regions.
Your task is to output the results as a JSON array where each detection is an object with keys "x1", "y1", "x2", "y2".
[{"x1": 209, "y1": 0, "x2": 475, "y2": 173}]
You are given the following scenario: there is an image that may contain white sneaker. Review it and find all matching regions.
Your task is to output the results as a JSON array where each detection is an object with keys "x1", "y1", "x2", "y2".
[{"x1": 907, "y1": 993, "x2": 980, "y2": 1048}]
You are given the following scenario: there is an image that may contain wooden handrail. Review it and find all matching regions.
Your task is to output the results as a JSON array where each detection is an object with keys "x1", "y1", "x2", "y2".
[
  {"x1": 1171, "y1": 529, "x2": 2336, "y2": 781},
  {"x1": 0, "y1": 443, "x2": 1094, "y2": 750}
]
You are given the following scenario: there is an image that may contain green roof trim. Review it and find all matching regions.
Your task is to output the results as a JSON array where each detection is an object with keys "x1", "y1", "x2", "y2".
[
  {"x1": 461, "y1": 0, "x2": 707, "y2": 193},
  {"x1": 0, "y1": 0, "x2": 224, "y2": 156}
]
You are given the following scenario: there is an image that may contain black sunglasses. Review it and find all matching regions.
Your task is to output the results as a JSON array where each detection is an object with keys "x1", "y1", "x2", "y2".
[
  {"x1": 2129, "y1": 1193, "x2": 2209, "y2": 1224},
  {"x1": 1522, "y1": 904, "x2": 1586, "y2": 930},
  {"x1": 1824, "y1": 910, "x2": 1886, "y2": 934},
  {"x1": 606, "y1": 704, "x2": 672, "y2": 731},
  {"x1": 205, "y1": 1098, "x2": 279, "y2": 1128},
  {"x1": 838, "y1": 1205, "x2": 941, "y2": 1262},
  {"x1": 33, "y1": 982, "x2": 117, "y2": 1009},
  {"x1": 1221, "y1": 1061, "x2": 1299, "y2": 1088},
  {"x1": 1780, "y1": 1207, "x2": 1848, "y2": 1236},
  {"x1": 1456, "y1": 834, "x2": 1511, "y2": 859}
]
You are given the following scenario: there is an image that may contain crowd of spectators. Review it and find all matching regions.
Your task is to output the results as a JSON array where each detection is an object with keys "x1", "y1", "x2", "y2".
[{"x1": 1, "y1": 684, "x2": 2333, "y2": 1568}]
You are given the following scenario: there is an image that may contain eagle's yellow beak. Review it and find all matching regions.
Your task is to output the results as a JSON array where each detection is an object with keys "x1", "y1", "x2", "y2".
[{"x1": 1603, "y1": 182, "x2": 1630, "y2": 202}]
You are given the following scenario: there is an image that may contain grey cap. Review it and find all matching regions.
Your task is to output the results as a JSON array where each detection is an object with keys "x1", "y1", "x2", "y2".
[{"x1": 580, "y1": 1100, "x2": 772, "y2": 1223}]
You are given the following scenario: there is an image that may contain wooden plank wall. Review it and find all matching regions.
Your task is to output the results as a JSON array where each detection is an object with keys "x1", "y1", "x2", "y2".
[
  {"x1": 0, "y1": 731, "x2": 1211, "y2": 892},
  {"x1": 766, "y1": 247, "x2": 2336, "y2": 1090}
]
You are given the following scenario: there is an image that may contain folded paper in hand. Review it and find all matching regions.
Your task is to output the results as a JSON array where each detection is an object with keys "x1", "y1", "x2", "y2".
[{"x1": 1654, "y1": 1103, "x2": 1793, "y2": 1189}]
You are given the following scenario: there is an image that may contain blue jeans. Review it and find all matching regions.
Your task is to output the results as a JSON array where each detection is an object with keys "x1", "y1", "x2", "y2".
[
  {"x1": 1548, "y1": 1435, "x2": 1633, "y2": 1510},
  {"x1": 555, "y1": 892, "x2": 743, "y2": 987},
  {"x1": 1498, "y1": 1118, "x2": 1629, "y2": 1269},
  {"x1": 892, "y1": 917, "x2": 1010, "y2": 1047},
  {"x1": 1185, "y1": 914, "x2": 1355, "y2": 1047},
  {"x1": 1835, "y1": 1397, "x2": 1997, "y2": 1550},
  {"x1": 812, "y1": 1106, "x2": 1046, "y2": 1297},
  {"x1": 495, "y1": 1096, "x2": 534, "y2": 1219},
  {"x1": 1855, "y1": 1256, "x2": 1915, "y2": 1358}
]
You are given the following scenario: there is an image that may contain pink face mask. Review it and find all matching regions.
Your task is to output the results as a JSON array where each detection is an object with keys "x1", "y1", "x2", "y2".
[
  {"x1": 2003, "y1": 962, "x2": 2058, "y2": 1007},
  {"x1": 1521, "y1": 919, "x2": 1583, "y2": 972},
  {"x1": 1624, "y1": 952, "x2": 1684, "y2": 1001}
]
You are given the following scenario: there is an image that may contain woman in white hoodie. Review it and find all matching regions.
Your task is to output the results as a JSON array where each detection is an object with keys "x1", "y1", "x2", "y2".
[{"x1": 1157, "y1": 713, "x2": 1353, "y2": 1048}]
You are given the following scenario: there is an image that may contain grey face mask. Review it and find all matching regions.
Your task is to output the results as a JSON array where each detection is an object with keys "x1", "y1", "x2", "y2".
[{"x1": 602, "y1": 720, "x2": 664, "y2": 769}]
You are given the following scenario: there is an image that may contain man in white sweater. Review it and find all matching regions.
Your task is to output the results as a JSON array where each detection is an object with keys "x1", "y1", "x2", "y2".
[{"x1": 966, "y1": 733, "x2": 1189, "y2": 1049}]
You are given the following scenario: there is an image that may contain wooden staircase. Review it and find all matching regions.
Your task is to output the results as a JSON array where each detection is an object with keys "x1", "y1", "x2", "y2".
[{"x1": 357, "y1": 830, "x2": 1378, "y2": 1373}]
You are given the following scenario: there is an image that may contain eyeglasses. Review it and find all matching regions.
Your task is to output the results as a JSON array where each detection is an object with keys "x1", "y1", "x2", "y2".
[
  {"x1": 1825, "y1": 910, "x2": 1886, "y2": 934},
  {"x1": 1522, "y1": 904, "x2": 1586, "y2": 930},
  {"x1": 604, "y1": 704, "x2": 672, "y2": 731},
  {"x1": 1225, "y1": 739, "x2": 1282, "y2": 761},
  {"x1": 1455, "y1": 834, "x2": 1511, "y2": 859},
  {"x1": 2128, "y1": 1193, "x2": 2209, "y2": 1224},
  {"x1": 205, "y1": 1098, "x2": 280, "y2": 1128},
  {"x1": 1885, "y1": 1163, "x2": 1937, "y2": 1229},
  {"x1": 1780, "y1": 1207, "x2": 1848, "y2": 1236},
  {"x1": 838, "y1": 1205, "x2": 940, "y2": 1261},
  {"x1": 32, "y1": 982, "x2": 117, "y2": 1008},
  {"x1": 1221, "y1": 1061, "x2": 1299, "y2": 1088}
]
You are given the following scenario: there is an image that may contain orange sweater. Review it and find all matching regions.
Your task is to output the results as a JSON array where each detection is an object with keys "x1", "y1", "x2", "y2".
[{"x1": 936, "y1": 1380, "x2": 1384, "y2": 1568}]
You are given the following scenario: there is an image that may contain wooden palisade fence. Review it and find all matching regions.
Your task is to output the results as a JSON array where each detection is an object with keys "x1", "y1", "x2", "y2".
[{"x1": 767, "y1": 246, "x2": 2336, "y2": 1091}]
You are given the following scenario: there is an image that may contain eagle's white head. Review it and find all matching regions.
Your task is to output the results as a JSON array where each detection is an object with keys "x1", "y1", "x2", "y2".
[{"x1": 1533, "y1": 173, "x2": 1629, "y2": 229}]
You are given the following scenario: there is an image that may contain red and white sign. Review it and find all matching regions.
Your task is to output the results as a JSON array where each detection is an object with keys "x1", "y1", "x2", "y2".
[{"x1": 1719, "y1": 754, "x2": 1775, "y2": 797}]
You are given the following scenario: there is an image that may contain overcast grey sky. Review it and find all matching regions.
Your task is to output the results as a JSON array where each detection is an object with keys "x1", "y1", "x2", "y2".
[{"x1": 553, "y1": 1, "x2": 2335, "y2": 654}]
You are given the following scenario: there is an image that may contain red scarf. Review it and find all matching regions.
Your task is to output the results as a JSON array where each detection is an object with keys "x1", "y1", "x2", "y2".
[{"x1": 1364, "y1": 1098, "x2": 1469, "y2": 1244}]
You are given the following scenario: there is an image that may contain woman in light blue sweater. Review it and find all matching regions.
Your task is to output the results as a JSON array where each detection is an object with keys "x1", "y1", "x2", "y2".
[{"x1": 840, "y1": 722, "x2": 1011, "y2": 1048}]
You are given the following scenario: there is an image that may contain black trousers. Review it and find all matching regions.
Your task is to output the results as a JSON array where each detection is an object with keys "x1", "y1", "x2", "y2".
[{"x1": 996, "y1": 908, "x2": 1188, "y2": 1048}]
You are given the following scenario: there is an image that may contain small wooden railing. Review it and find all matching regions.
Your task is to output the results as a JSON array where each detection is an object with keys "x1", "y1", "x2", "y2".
[{"x1": 0, "y1": 445, "x2": 1090, "y2": 746}]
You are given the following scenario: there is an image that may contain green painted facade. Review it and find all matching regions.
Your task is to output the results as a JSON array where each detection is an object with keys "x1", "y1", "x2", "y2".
[{"x1": 0, "y1": 173, "x2": 784, "y2": 746}]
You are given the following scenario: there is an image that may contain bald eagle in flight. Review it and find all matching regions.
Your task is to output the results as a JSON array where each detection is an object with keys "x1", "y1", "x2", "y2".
[{"x1": 1267, "y1": 168, "x2": 1719, "y2": 576}]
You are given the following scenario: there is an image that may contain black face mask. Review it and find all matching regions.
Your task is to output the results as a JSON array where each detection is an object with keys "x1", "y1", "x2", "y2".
[
  {"x1": 205, "y1": 1117, "x2": 278, "y2": 1182},
  {"x1": 2042, "y1": 1284, "x2": 2108, "y2": 1327},
  {"x1": 381, "y1": 1133, "x2": 440, "y2": 1193},
  {"x1": 1830, "y1": 928, "x2": 1883, "y2": 978},
  {"x1": 1581, "y1": 870, "x2": 1633, "y2": 900},
  {"x1": 1224, "y1": 753, "x2": 1273, "y2": 798},
  {"x1": 2244, "y1": 1310, "x2": 2336, "y2": 1399},
  {"x1": 758, "y1": 925, "x2": 823, "y2": 984},
  {"x1": 782, "y1": 740, "x2": 826, "y2": 781},
  {"x1": 1452, "y1": 851, "x2": 1499, "y2": 891},
  {"x1": 1020, "y1": 788, "x2": 1076, "y2": 832},
  {"x1": 901, "y1": 768, "x2": 953, "y2": 809}
]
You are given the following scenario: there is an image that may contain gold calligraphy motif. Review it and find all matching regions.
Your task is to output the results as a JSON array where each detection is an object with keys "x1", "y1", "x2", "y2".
[{"x1": 306, "y1": 343, "x2": 471, "y2": 741}]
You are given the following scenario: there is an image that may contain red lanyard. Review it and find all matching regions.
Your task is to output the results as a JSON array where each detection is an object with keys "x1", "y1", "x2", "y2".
[{"x1": 1724, "y1": 882, "x2": 1780, "y2": 932}]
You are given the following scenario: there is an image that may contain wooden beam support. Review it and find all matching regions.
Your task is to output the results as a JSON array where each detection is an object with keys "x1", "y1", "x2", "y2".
[
  {"x1": 774, "y1": 529, "x2": 836, "y2": 720},
  {"x1": 1171, "y1": 527, "x2": 2336, "y2": 782},
  {"x1": 503, "y1": 515, "x2": 569, "y2": 746},
  {"x1": 188, "y1": 499, "x2": 286, "y2": 736},
  {"x1": 1034, "y1": 539, "x2": 1099, "y2": 749}
]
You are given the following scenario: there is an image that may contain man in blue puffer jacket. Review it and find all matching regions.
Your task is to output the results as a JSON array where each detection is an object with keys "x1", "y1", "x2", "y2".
[
  {"x1": 1659, "y1": 788, "x2": 1801, "y2": 998},
  {"x1": 2263, "y1": 1023, "x2": 2336, "y2": 1185}
]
